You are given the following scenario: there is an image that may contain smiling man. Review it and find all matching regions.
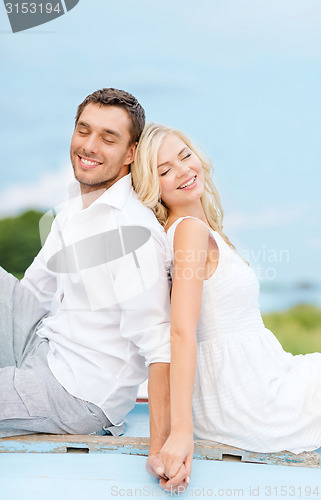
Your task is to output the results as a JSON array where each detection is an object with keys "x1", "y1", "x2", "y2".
[
  {"x1": 71, "y1": 101, "x2": 137, "y2": 195},
  {"x1": 0, "y1": 88, "x2": 182, "y2": 487}
]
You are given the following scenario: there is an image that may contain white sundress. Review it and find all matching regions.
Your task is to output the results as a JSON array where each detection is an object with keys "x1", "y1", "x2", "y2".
[{"x1": 167, "y1": 216, "x2": 321, "y2": 454}]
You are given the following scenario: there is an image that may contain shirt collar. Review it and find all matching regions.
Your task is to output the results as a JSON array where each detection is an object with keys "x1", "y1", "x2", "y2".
[
  {"x1": 93, "y1": 173, "x2": 133, "y2": 210},
  {"x1": 69, "y1": 174, "x2": 133, "y2": 211}
]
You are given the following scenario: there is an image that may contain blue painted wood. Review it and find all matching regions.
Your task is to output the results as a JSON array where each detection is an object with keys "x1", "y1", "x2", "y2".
[
  {"x1": 123, "y1": 402, "x2": 149, "y2": 437},
  {"x1": 1, "y1": 453, "x2": 321, "y2": 500},
  {"x1": 1, "y1": 404, "x2": 321, "y2": 499}
]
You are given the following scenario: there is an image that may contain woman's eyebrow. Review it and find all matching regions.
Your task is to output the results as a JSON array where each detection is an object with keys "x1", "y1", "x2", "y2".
[
  {"x1": 178, "y1": 147, "x2": 189, "y2": 156},
  {"x1": 157, "y1": 147, "x2": 188, "y2": 168},
  {"x1": 157, "y1": 161, "x2": 170, "y2": 169}
]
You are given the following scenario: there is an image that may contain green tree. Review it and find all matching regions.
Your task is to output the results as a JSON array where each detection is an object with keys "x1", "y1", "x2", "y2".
[{"x1": 0, "y1": 210, "x2": 44, "y2": 279}]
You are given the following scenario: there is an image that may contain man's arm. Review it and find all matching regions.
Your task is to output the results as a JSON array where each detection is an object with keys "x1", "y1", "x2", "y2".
[
  {"x1": 115, "y1": 228, "x2": 189, "y2": 489},
  {"x1": 20, "y1": 211, "x2": 65, "y2": 314},
  {"x1": 148, "y1": 362, "x2": 170, "y2": 455},
  {"x1": 21, "y1": 247, "x2": 57, "y2": 315},
  {"x1": 146, "y1": 362, "x2": 170, "y2": 477},
  {"x1": 147, "y1": 362, "x2": 190, "y2": 491},
  {"x1": 113, "y1": 231, "x2": 176, "y2": 476}
]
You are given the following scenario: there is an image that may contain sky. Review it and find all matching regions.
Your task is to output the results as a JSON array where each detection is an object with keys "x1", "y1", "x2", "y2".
[{"x1": 0, "y1": 0, "x2": 320, "y2": 285}]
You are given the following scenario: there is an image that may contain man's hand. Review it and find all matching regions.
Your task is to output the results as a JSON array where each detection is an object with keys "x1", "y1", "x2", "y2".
[
  {"x1": 146, "y1": 453, "x2": 165, "y2": 479},
  {"x1": 159, "y1": 467, "x2": 190, "y2": 494},
  {"x1": 147, "y1": 364, "x2": 191, "y2": 493},
  {"x1": 146, "y1": 453, "x2": 190, "y2": 494}
]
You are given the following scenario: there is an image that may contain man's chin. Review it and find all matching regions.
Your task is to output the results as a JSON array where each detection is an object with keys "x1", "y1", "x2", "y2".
[
  {"x1": 73, "y1": 168, "x2": 98, "y2": 186},
  {"x1": 74, "y1": 172, "x2": 113, "y2": 193}
]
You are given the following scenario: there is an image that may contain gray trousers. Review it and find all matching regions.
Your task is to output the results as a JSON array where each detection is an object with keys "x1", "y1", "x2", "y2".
[{"x1": 0, "y1": 267, "x2": 113, "y2": 438}]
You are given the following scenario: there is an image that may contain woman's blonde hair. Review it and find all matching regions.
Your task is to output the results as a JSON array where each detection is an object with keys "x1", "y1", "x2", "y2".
[{"x1": 132, "y1": 123, "x2": 236, "y2": 252}]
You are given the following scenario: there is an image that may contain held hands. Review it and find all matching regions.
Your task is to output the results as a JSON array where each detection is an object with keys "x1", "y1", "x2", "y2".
[
  {"x1": 146, "y1": 452, "x2": 190, "y2": 493},
  {"x1": 160, "y1": 431, "x2": 194, "y2": 492}
]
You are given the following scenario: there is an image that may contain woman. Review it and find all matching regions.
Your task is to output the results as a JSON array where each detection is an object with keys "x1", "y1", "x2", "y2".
[{"x1": 132, "y1": 123, "x2": 321, "y2": 484}]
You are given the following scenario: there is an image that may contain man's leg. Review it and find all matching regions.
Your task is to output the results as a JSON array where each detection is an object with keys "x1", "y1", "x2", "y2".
[
  {"x1": 0, "y1": 268, "x2": 113, "y2": 438},
  {"x1": 0, "y1": 267, "x2": 46, "y2": 368},
  {"x1": 0, "y1": 339, "x2": 113, "y2": 438}
]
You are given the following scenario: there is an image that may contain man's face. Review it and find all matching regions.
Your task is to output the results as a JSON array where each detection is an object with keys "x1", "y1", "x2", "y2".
[{"x1": 70, "y1": 103, "x2": 136, "y2": 193}]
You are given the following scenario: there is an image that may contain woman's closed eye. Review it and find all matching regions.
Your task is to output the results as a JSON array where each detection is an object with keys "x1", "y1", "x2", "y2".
[{"x1": 160, "y1": 169, "x2": 170, "y2": 176}]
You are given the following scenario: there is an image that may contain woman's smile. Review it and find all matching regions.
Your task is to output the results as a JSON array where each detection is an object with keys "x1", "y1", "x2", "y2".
[
  {"x1": 177, "y1": 175, "x2": 197, "y2": 190},
  {"x1": 157, "y1": 133, "x2": 204, "y2": 209}
]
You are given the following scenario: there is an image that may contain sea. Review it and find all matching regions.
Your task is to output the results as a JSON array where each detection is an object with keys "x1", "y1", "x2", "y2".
[{"x1": 259, "y1": 283, "x2": 321, "y2": 313}]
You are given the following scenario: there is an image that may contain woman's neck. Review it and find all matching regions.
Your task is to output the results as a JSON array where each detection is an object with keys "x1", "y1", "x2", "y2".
[{"x1": 165, "y1": 204, "x2": 209, "y2": 231}]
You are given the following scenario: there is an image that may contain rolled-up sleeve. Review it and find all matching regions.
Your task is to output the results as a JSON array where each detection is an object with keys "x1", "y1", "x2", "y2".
[
  {"x1": 20, "y1": 218, "x2": 59, "y2": 315},
  {"x1": 21, "y1": 248, "x2": 58, "y2": 314},
  {"x1": 116, "y1": 231, "x2": 171, "y2": 366}
]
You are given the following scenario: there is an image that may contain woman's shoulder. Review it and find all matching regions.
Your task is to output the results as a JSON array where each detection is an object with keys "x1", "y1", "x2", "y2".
[
  {"x1": 167, "y1": 216, "x2": 211, "y2": 250},
  {"x1": 166, "y1": 216, "x2": 209, "y2": 234}
]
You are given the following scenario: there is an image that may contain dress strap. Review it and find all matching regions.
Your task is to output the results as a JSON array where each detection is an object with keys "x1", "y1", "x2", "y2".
[
  {"x1": 167, "y1": 216, "x2": 215, "y2": 236},
  {"x1": 166, "y1": 216, "x2": 218, "y2": 249}
]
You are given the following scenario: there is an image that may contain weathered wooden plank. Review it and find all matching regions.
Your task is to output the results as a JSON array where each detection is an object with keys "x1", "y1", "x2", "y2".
[
  {"x1": 194, "y1": 439, "x2": 320, "y2": 468},
  {"x1": 0, "y1": 434, "x2": 319, "y2": 468},
  {"x1": 0, "y1": 435, "x2": 150, "y2": 455}
]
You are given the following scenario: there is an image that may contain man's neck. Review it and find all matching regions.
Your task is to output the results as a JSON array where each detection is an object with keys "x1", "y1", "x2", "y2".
[
  {"x1": 79, "y1": 170, "x2": 129, "y2": 209},
  {"x1": 80, "y1": 187, "x2": 107, "y2": 209}
]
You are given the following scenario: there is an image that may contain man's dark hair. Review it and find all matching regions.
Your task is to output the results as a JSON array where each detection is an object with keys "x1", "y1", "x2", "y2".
[{"x1": 75, "y1": 88, "x2": 145, "y2": 144}]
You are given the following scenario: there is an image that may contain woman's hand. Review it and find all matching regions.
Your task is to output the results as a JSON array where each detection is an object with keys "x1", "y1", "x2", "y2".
[{"x1": 160, "y1": 430, "x2": 194, "y2": 486}]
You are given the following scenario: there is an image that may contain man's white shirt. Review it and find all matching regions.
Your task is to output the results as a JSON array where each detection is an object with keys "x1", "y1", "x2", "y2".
[{"x1": 21, "y1": 174, "x2": 171, "y2": 427}]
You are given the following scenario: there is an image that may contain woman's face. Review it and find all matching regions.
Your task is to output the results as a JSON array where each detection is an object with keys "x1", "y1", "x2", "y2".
[{"x1": 157, "y1": 133, "x2": 204, "y2": 211}]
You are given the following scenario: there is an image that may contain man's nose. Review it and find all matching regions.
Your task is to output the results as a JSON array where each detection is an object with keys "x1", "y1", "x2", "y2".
[{"x1": 82, "y1": 133, "x2": 99, "y2": 154}]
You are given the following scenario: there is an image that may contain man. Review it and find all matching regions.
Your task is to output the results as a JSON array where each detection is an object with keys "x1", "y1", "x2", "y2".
[{"x1": 0, "y1": 88, "x2": 187, "y2": 490}]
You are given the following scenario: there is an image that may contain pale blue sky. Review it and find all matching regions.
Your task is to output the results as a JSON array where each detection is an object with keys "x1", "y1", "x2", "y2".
[{"x1": 0, "y1": 0, "x2": 320, "y2": 285}]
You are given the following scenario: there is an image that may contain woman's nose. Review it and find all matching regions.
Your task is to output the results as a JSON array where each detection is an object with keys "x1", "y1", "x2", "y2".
[{"x1": 176, "y1": 164, "x2": 190, "y2": 177}]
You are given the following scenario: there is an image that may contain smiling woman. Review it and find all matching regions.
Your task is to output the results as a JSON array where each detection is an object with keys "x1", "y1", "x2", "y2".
[
  {"x1": 157, "y1": 134, "x2": 205, "y2": 210},
  {"x1": 131, "y1": 122, "x2": 321, "y2": 487},
  {"x1": 132, "y1": 123, "x2": 236, "y2": 252}
]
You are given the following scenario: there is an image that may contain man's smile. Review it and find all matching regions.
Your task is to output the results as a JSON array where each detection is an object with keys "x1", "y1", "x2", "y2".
[{"x1": 77, "y1": 154, "x2": 103, "y2": 169}]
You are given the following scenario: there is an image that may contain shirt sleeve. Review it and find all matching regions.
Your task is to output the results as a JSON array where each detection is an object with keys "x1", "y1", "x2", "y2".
[
  {"x1": 20, "y1": 225, "x2": 59, "y2": 315},
  {"x1": 114, "y1": 229, "x2": 171, "y2": 367}
]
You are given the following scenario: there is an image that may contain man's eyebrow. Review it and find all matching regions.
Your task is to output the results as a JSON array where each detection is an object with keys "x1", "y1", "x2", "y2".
[
  {"x1": 102, "y1": 128, "x2": 121, "y2": 138},
  {"x1": 157, "y1": 147, "x2": 188, "y2": 169},
  {"x1": 76, "y1": 121, "x2": 90, "y2": 128},
  {"x1": 76, "y1": 122, "x2": 121, "y2": 138}
]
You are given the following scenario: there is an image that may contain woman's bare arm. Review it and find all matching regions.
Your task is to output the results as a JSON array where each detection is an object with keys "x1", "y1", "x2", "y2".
[{"x1": 160, "y1": 218, "x2": 209, "y2": 485}]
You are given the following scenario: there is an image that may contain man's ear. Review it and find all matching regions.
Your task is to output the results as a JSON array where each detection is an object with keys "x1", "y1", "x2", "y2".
[{"x1": 125, "y1": 142, "x2": 137, "y2": 166}]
